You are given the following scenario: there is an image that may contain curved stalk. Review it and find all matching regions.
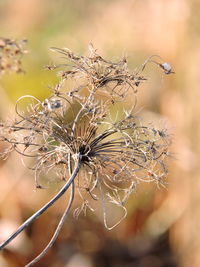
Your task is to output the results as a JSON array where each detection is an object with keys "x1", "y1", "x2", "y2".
[
  {"x1": 25, "y1": 182, "x2": 75, "y2": 266},
  {"x1": 25, "y1": 153, "x2": 76, "y2": 266},
  {"x1": 0, "y1": 159, "x2": 81, "y2": 250}
]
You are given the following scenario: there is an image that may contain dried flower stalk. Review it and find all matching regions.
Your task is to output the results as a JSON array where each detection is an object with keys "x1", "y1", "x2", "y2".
[{"x1": 0, "y1": 43, "x2": 172, "y2": 266}]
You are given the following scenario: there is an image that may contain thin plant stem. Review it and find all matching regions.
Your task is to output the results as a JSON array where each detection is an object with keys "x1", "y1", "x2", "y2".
[
  {"x1": 25, "y1": 154, "x2": 75, "y2": 266},
  {"x1": 0, "y1": 159, "x2": 81, "y2": 250},
  {"x1": 25, "y1": 182, "x2": 75, "y2": 267}
]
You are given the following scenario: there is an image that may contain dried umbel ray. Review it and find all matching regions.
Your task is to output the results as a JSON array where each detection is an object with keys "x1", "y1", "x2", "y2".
[{"x1": 0, "y1": 44, "x2": 172, "y2": 266}]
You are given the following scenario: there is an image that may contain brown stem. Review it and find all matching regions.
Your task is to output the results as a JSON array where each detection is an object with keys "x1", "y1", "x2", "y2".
[
  {"x1": 25, "y1": 182, "x2": 75, "y2": 266},
  {"x1": 25, "y1": 154, "x2": 76, "y2": 266},
  {"x1": 0, "y1": 158, "x2": 81, "y2": 250}
]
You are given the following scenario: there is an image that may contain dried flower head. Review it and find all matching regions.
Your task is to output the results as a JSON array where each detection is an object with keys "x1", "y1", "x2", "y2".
[
  {"x1": 0, "y1": 37, "x2": 27, "y2": 75},
  {"x1": 0, "y1": 44, "x2": 172, "y2": 266}
]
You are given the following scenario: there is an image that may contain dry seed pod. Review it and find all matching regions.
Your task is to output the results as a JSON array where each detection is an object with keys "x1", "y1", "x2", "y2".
[
  {"x1": 0, "y1": 44, "x2": 172, "y2": 266},
  {"x1": 159, "y1": 62, "x2": 175, "y2": 74}
]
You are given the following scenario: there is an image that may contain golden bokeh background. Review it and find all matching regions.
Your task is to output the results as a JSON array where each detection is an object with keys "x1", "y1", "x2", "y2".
[{"x1": 0, "y1": 0, "x2": 200, "y2": 266}]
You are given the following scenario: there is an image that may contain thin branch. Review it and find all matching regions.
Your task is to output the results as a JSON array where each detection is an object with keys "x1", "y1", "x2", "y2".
[
  {"x1": 0, "y1": 158, "x2": 81, "y2": 250},
  {"x1": 25, "y1": 153, "x2": 75, "y2": 266},
  {"x1": 25, "y1": 182, "x2": 75, "y2": 267}
]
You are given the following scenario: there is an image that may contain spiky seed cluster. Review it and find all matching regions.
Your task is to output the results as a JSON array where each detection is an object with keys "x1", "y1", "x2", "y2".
[
  {"x1": 0, "y1": 37, "x2": 27, "y2": 75},
  {"x1": 0, "y1": 45, "x2": 171, "y2": 229},
  {"x1": 0, "y1": 44, "x2": 173, "y2": 266}
]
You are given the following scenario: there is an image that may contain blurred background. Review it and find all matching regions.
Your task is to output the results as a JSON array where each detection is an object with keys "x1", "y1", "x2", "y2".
[{"x1": 0, "y1": 0, "x2": 199, "y2": 266}]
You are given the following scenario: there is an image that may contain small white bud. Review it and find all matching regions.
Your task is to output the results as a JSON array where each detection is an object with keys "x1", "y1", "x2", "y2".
[{"x1": 159, "y1": 62, "x2": 174, "y2": 74}]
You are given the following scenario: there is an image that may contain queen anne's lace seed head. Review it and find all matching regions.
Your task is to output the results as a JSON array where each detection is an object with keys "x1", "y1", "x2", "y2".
[{"x1": 0, "y1": 44, "x2": 172, "y2": 229}]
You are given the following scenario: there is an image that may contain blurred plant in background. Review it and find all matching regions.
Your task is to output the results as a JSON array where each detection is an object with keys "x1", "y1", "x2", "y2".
[{"x1": 0, "y1": 37, "x2": 27, "y2": 76}]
